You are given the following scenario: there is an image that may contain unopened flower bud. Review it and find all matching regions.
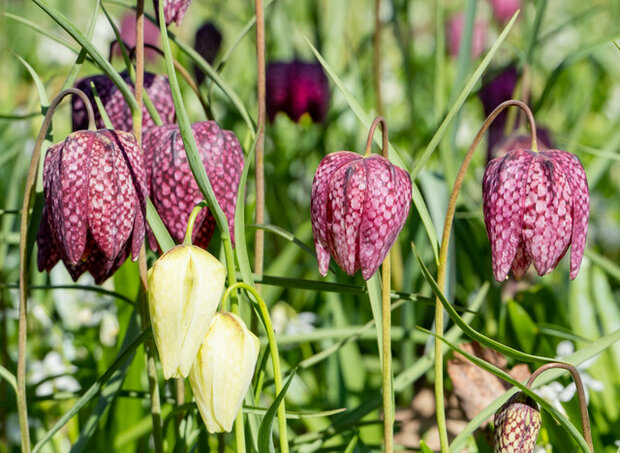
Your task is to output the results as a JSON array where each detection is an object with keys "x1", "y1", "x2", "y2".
[
  {"x1": 147, "y1": 245, "x2": 225, "y2": 379},
  {"x1": 494, "y1": 392, "x2": 541, "y2": 453},
  {"x1": 189, "y1": 312, "x2": 260, "y2": 433}
]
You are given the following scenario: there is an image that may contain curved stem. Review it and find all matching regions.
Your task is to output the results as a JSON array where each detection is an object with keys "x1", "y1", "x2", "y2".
[
  {"x1": 254, "y1": 0, "x2": 266, "y2": 285},
  {"x1": 222, "y1": 282, "x2": 289, "y2": 453},
  {"x1": 17, "y1": 88, "x2": 95, "y2": 453},
  {"x1": 363, "y1": 116, "x2": 389, "y2": 157},
  {"x1": 433, "y1": 99, "x2": 537, "y2": 452},
  {"x1": 526, "y1": 362, "x2": 593, "y2": 452},
  {"x1": 183, "y1": 202, "x2": 205, "y2": 246}
]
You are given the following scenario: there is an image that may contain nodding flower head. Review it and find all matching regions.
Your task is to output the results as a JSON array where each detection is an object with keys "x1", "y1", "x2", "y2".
[
  {"x1": 494, "y1": 392, "x2": 541, "y2": 453},
  {"x1": 266, "y1": 60, "x2": 329, "y2": 123},
  {"x1": 483, "y1": 148, "x2": 589, "y2": 281},
  {"x1": 311, "y1": 152, "x2": 411, "y2": 280},
  {"x1": 143, "y1": 121, "x2": 244, "y2": 250},
  {"x1": 37, "y1": 129, "x2": 147, "y2": 284},
  {"x1": 72, "y1": 71, "x2": 175, "y2": 133},
  {"x1": 193, "y1": 22, "x2": 223, "y2": 85},
  {"x1": 153, "y1": 0, "x2": 191, "y2": 26}
]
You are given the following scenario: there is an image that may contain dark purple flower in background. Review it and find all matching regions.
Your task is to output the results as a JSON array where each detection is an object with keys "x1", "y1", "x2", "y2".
[
  {"x1": 490, "y1": 0, "x2": 521, "y2": 23},
  {"x1": 143, "y1": 121, "x2": 244, "y2": 250},
  {"x1": 38, "y1": 130, "x2": 147, "y2": 284},
  {"x1": 483, "y1": 148, "x2": 589, "y2": 281},
  {"x1": 266, "y1": 60, "x2": 329, "y2": 123},
  {"x1": 153, "y1": 0, "x2": 191, "y2": 26},
  {"x1": 478, "y1": 67, "x2": 519, "y2": 160},
  {"x1": 193, "y1": 22, "x2": 223, "y2": 85},
  {"x1": 492, "y1": 129, "x2": 552, "y2": 160},
  {"x1": 311, "y1": 152, "x2": 412, "y2": 280},
  {"x1": 72, "y1": 71, "x2": 175, "y2": 133},
  {"x1": 447, "y1": 13, "x2": 487, "y2": 59},
  {"x1": 114, "y1": 12, "x2": 161, "y2": 62},
  {"x1": 494, "y1": 392, "x2": 541, "y2": 453}
]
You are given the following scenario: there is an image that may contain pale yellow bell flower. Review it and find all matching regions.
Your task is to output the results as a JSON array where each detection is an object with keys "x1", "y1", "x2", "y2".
[
  {"x1": 147, "y1": 245, "x2": 225, "y2": 379},
  {"x1": 190, "y1": 312, "x2": 260, "y2": 433}
]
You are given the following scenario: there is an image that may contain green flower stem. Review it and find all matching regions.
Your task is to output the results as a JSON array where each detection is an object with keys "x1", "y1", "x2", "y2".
[
  {"x1": 222, "y1": 282, "x2": 289, "y2": 453},
  {"x1": 526, "y1": 362, "x2": 593, "y2": 452},
  {"x1": 433, "y1": 99, "x2": 537, "y2": 452},
  {"x1": 18, "y1": 88, "x2": 94, "y2": 453},
  {"x1": 183, "y1": 204, "x2": 204, "y2": 246}
]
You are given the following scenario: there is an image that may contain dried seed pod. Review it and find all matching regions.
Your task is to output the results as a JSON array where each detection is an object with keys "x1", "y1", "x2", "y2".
[
  {"x1": 37, "y1": 129, "x2": 147, "y2": 284},
  {"x1": 482, "y1": 148, "x2": 589, "y2": 281},
  {"x1": 311, "y1": 152, "x2": 411, "y2": 280},
  {"x1": 494, "y1": 392, "x2": 541, "y2": 453}
]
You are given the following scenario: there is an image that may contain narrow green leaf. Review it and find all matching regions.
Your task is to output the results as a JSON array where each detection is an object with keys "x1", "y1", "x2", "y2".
[
  {"x1": 146, "y1": 197, "x2": 175, "y2": 253},
  {"x1": 235, "y1": 140, "x2": 257, "y2": 287},
  {"x1": 90, "y1": 82, "x2": 114, "y2": 129},
  {"x1": 14, "y1": 54, "x2": 49, "y2": 109},
  {"x1": 258, "y1": 370, "x2": 296, "y2": 453},
  {"x1": 0, "y1": 365, "x2": 17, "y2": 395}
]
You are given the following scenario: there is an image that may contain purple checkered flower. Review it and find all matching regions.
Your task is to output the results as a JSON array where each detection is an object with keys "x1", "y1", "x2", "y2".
[
  {"x1": 193, "y1": 22, "x2": 222, "y2": 85},
  {"x1": 143, "y1": 121, "x2": 244, "y2": 250},
  {"x1": 266, "y1": 60, "x2": 329, "y2": 123},
  {"x1": 37, "y1": 130, "x2": 147, "y2": 284},
  {"x1": 154, "y1": 0, "x2": 191, "y2": 26},
  {"x1": 72, "y1": 71, "x2": 175, "y2": 133},
  {"x1": 311, "y1": 152, "x2": 412, "y2": 280},
  {"x1": 483, "y1": 148, "x2": 589, "y2": 281},
  {"x1": 494, "y1": 392, "x2": 541, "y2": 453}
]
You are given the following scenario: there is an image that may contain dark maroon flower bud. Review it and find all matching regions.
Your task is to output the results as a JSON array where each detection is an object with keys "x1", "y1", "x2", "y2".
[
  {"x1": 153, "y1": 0, "x2": 191, "y2": 26},
  {"x1": 494, "y1": 392, "x2": 541, "y2": 453},
  {"x1": 193, "y1": 22, "x2": 222, "y2": 85},
  {"x1": 266, "y1": 60, "x2": 329, "y2": 123},
  {"x1": 478, "y1": 67, "x2": 519, "y2": 160},
  {"x1": 491, "y1": 0, "x2": 521, "y2": 23},
  {"x1": 114, "y1": 12, "x2": 161, "y2": 62},
  {"x1": 311, "y1": 152, "x2": 412, "y2": 280},
  {"x1": 37, "y1": 130, "x2": 147, "y2": 284},
  {"x1": 72, "y1": 71, "x2": 175, "y2": 133},
  {"x1": 492, "y1": 129, "x2": 552, "y2": 160},
  {"x1": 483, "y1": 148, "x2": 589, "y2": 281},
  {"x1": 447, "y1": 13, "x2": 487, "y2": 59},
  {"x1": 143, "y1": 121, "x2": 244, "y2": 250}
]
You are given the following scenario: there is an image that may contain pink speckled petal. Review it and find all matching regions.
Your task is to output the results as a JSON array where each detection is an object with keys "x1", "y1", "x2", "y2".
[
  {"x1": 37, "y1": 207, "x2": 61, "y2": 272},
  {"x1": 87, "y1": 133, "x2": 136, "y2": 260},
  {"x1": 326, "y1": 159, "x2": 366, "y2": 276},
  {"x1": 482, "y1": 149, "x2": 534, "y2": 281},
  {"x1": 510, "y1": 239, "x2": 531, "y2": 279},
  {"x1": 358, "y1": 156, "x2": 411, "y2": 280},
  {"x1": 310, "y1": 151, "x2": 360, "y2": 276},
  {"x1": 542, "y1": 150, "x2": 589, "y2": 279},
  {"x1": 522, "y1": 154, "x2": 573, "y2": 276},
  {"x1": 55, "y1": 132, "x2": 95, "y2": 264}
]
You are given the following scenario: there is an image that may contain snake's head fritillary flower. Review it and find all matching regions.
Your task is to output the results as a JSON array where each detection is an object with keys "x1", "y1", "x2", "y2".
[
  {"x1": 115, "y1": 12, "x2": 161, "y2": 61},
  {"x1": 447, "y1": 13, "x2": 487, "y2": 59},
  {"x1": 72, "y1": 71, "x2": 175, "y2": 132},
  {"x1": 153, "y1": 0, "x2": 191, "y2": 26},
  {"x1": 143, "y1": 121, "x2": 244, "y2": 250},
  {"x1": 37, "y1": 129, "x2": 147, "y2": 284},
  {"x1": 193, "y1": 22, "x2": 222, "y2": 85},
  {"x1": 483, "y1": 148, "x2": 589, "y2": 281},
  {"x1": 148, "y1": 245, "x2": 225, "y2": 379},
  {"x1": 266, "y1": 60, "x2": 329, "y2": 123},
  {"x1": 491, "y1": 0, "x2": 521, "y2": 23},
  {"x1": 189, "y1": 312, "x2": 260, "y2": 433},
  {"x1": 494, "y1": 392, "x2": 541, "y2": 453},
  {"x1": 311, "y1": 152, "x2": 412, "y2": 280}
]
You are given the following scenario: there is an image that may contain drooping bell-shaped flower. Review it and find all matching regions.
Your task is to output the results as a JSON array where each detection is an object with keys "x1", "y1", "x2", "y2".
[
  {"x1": 483, "y1": 148, "x2": 589, "y2": 281},
  {"x1": 72, "y1": 71, "x2": 175, "y2": 132},
  {"x1": 491, "y1": 0, "x2": 521, "y2": 23},
  {"x1": 494, "y1": 392, "x2": 541, "y2": 453},
  {"x1": 148, "y1": 244, "x2": 225, "y2": 379},
  {"x1": 311, "y1": 152, "x2": 412, "y2": 280},
  {"x1": 37, "y1": 129, "x2": 147, "y2": 284},
  {"x1": 447, "y1": 13, "x2": 487, "y2": 59},
  {"x1": 153, "y1": 0, "x2": 191, "y2": 26},
  {"x1": 143, "y1": 121, "x2": 244, "y2": 250},
  {"x1": 266, "y1": 60, "x2": 330, "y2": 123},
  {"x1": 189, "y1": 312, "x2": 260, "y2": 433},
  {"x1": 193, "y1": 21, "x2": 222, "y2": 85}
]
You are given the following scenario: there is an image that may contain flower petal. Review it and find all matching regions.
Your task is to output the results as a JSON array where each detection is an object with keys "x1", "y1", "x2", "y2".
[
  {"x1": 542, "y1": 150, "x2": 589, "y2": 279},
  {"x1": 510, "y1": 238, "x2": 531, "y2": 279},
  {"x1": 522, "y1": 154, "x2": 573, "y2": 276},
  {"x1": 482, "y1": 150, "x2": 533, "y2": 281}
]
